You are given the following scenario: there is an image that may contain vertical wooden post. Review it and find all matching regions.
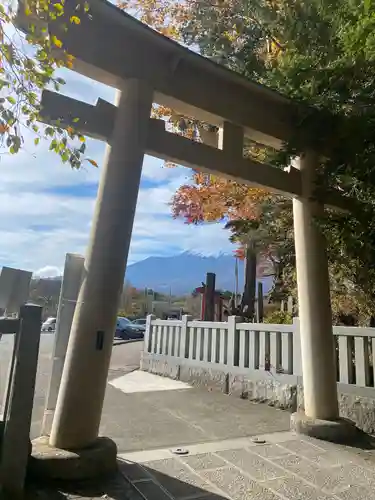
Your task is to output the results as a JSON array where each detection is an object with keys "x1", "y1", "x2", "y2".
[
  {"x1": 204, "y1": 272, "x2": 216, "y2": 321},
  {"x1": 256, "y1": 282, "x2": 264, "y2": 322},
  {"x1": 0, "y1": 305, "x2": 42, "y2": 499},
  {"x1": 180, "y1": 315, "x2": 192, "y2": 358},
  {"x1": 242, "y1": 245, "x2": 256, "y2": 320},
  {"x1": 227, "y1": 316, "x2": 239, "y2": 367},
  {"x1": 144, "y1": 314, "x2": 155, "y2": 354},
  {"x1": 292, "y1": 317, "x2": 302, "y2": 376}
]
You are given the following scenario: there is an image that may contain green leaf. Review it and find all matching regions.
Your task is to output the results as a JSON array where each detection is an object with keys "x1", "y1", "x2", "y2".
[
  {"x1": 34, "y1": 137, "x2": 40, "y2": 146},
  {"x1": 61, "y1": 151, "x2": 69, "y2": 163},
  {"x1": 53, "y1": 3, "x2": 64, "y2": 12},
  {"x1": 49, "y1": 139, "x2": 58, "y2": 151},
  {"x1": 70, "y1": 15, "x2": 81, "y2": 24},
  {"x1": 6, "y1": 96, "x2": 16, "y2": 105},
  {"x1": 14, "y1": 136, "x2": 21, "y2": 150}
]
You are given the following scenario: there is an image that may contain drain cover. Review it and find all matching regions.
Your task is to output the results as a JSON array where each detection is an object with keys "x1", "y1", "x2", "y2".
[
  {"x1": 252, "y1": 438, "x2": 266, "y2": 444},
  {"x1": 171, "y1": 447, "x2": 189, "y2": 455}
]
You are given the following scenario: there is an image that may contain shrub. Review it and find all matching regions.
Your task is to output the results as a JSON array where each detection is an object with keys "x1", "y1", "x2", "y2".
[{"x1": 264, "y1": 310, "x2": 293, "y2": 325}]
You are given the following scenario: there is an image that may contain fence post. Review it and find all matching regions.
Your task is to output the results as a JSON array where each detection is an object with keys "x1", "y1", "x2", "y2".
[
  {"x1": 0, "y1": 305, "x2": 42, "y2": 499},
  {"x1": 292, "y1": 317, "x2": 302, "y2": 375},
  {"x1": 338, "y1": 335, "x2": 353, "y2": 384},
  {"x1": 228, "y1": 316, "x2": 240, "y2": 367},
  {"x1": 180, "y1": 315, "x2": 192, "y2": 358},
  {"x1": 145, "y1": 314, "x2": 156, "y2": 353}
]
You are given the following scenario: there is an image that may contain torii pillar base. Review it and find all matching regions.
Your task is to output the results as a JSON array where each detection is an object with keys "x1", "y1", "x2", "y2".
[
  {"x1": 28, "y1": 436, "x2": 117, "y2": 481},
  {"x1": 291, "y1": 412, "x2": 359, "y2": 445}
]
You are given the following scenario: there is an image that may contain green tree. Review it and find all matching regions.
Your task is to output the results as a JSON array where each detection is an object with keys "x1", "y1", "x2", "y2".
[
  {"x1": 0, "y1": 1, "x2": 96, "y2": 167},
  {"x1": 173, "y1": 0, "x2": 375, "y2": 321}
]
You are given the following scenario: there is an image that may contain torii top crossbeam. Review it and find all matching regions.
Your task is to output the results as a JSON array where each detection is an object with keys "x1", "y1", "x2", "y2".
[
  {"x1": 16, "y1": 0, "x2": 346, "y2": 207},
  {"x1": 18, "y1": 0, "x2": 301, "y2": 149}
]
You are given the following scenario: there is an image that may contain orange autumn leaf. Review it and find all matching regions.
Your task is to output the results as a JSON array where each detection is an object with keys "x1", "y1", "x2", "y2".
[
  {"x1": 0, "y1": 123, "x2": 9, "y2": 134},
  {"x1": 171, "y1": 175, "x2": 270, "y2": 224},
  {"x1": 87, "y1": 158, "x2": 98, "y2": 167}
]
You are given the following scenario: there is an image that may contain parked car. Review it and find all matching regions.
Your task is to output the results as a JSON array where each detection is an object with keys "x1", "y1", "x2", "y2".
[
  {"x1": 115, "y1": 317, "x2": 144, "y2": 340},
  {"x1": 132, "y1": 318, "x2": 146, "y2": 328},
  {"x1": 41, "y1": 317, "x2": 56, "y2": 332}
]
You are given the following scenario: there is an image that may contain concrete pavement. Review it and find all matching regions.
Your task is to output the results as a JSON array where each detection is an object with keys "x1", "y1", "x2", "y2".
[
  {"x1": 20, "y1": 335, "x2": 290, "y2": 452},
  {"x1": 0, "y1": 334, "x2": 144, "y2": 438},
  {"x1": 101, "y1": 371, "x2": 290, "y2": 453},
  {"x1": 4, "y1": 334, "x2": 375, "y2": 500}
]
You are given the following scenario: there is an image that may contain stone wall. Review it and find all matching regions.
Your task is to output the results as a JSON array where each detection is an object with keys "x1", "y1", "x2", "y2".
[
  {"x1": 140, "y1": 352, "x2": 297, "y2": 409},
  {"x1": 297, "y1": 383, "x2": 375, "y2": 435},
  {"x1": 141, "y1": 351, "x2": 375, "y2": 434}
]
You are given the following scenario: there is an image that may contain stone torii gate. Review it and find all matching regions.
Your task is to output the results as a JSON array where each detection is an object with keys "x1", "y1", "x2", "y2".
[{"x1": 18, "y1": 0, "x2": 354, "y2": 457}]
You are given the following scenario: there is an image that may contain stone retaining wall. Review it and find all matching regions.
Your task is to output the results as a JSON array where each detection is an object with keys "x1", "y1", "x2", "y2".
[{"x1": 141, "y1": 352, "x2": 375, "y2": 434}]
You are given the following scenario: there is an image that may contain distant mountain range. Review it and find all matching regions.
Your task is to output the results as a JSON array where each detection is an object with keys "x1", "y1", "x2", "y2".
[
  {"x1": 125, "y1": 252, "x2": 273, "y2": 295},
  {"x1": 30, "y1": 252, "x2": 274, "y2": 296}
]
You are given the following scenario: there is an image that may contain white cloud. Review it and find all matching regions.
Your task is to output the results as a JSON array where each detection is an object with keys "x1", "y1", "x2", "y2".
[
  {"x1": 34, "y1": 265, "x2": 62, "y2": 278},
  {"x1": 0, "y1": 70, "x2": 234, "y2": 273}
]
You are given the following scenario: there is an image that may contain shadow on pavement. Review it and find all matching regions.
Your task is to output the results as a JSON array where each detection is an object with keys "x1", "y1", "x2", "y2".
[
  {"x1": 119, "y1": 457, "x2": 227, "y2": 499},
  {"x1": 25, "y1": 459, "x2": 226, "y2": 499},
  {"x1": 132, "y1": 467, "x2": 227, "y2": 499},
  {"x1": 112, "y1": 338, "x2": 143, "y2": 347}
]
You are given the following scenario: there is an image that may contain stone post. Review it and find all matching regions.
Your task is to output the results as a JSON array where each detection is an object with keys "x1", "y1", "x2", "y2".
[
  {"x1": 41, "y1": 253, "x2": 84, "y2": 436},
  {"x1": 49, "y1": 79, "x2": 153, "y2": 449},
  {"x1": 292, "y1": 150, "x2": 338, "y2": 421}
]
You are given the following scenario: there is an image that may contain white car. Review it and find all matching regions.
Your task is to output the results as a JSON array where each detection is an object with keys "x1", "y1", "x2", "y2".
[{"x1": 41, "y1": 317, "x2": 56, "y2": 332}]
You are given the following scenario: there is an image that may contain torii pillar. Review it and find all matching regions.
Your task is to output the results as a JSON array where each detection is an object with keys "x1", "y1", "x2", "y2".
[
  {"x1": 291, "y1": 151, "x2": 356, "y2": 439},
  {"x1": 49, "y1": 79, "x2": 153, "y2": 450}
]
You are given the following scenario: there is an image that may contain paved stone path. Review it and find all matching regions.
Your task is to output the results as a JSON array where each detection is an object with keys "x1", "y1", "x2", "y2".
[
  {"x1": 8, "y1": 338, "x2": 375, "y2": 500},
  {"x1": 118, "y1": 430, "x2": 375, "y2": 500},
  {"x1": 26, "y1": 431, "x2": 375, "y2": 499}
]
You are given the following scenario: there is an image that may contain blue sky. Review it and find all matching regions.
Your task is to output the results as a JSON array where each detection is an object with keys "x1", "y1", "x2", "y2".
[{"x1": 0, "y1": 66, "x2": 234, "y2": 277}]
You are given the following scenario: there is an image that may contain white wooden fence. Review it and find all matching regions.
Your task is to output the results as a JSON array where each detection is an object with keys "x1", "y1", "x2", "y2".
[
  {"x1": 145, "y1": 315, "x2": 375, "y2": 389},
  {"x1": 334, "y1": 326, "x2": 375, "y2": 387}
]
